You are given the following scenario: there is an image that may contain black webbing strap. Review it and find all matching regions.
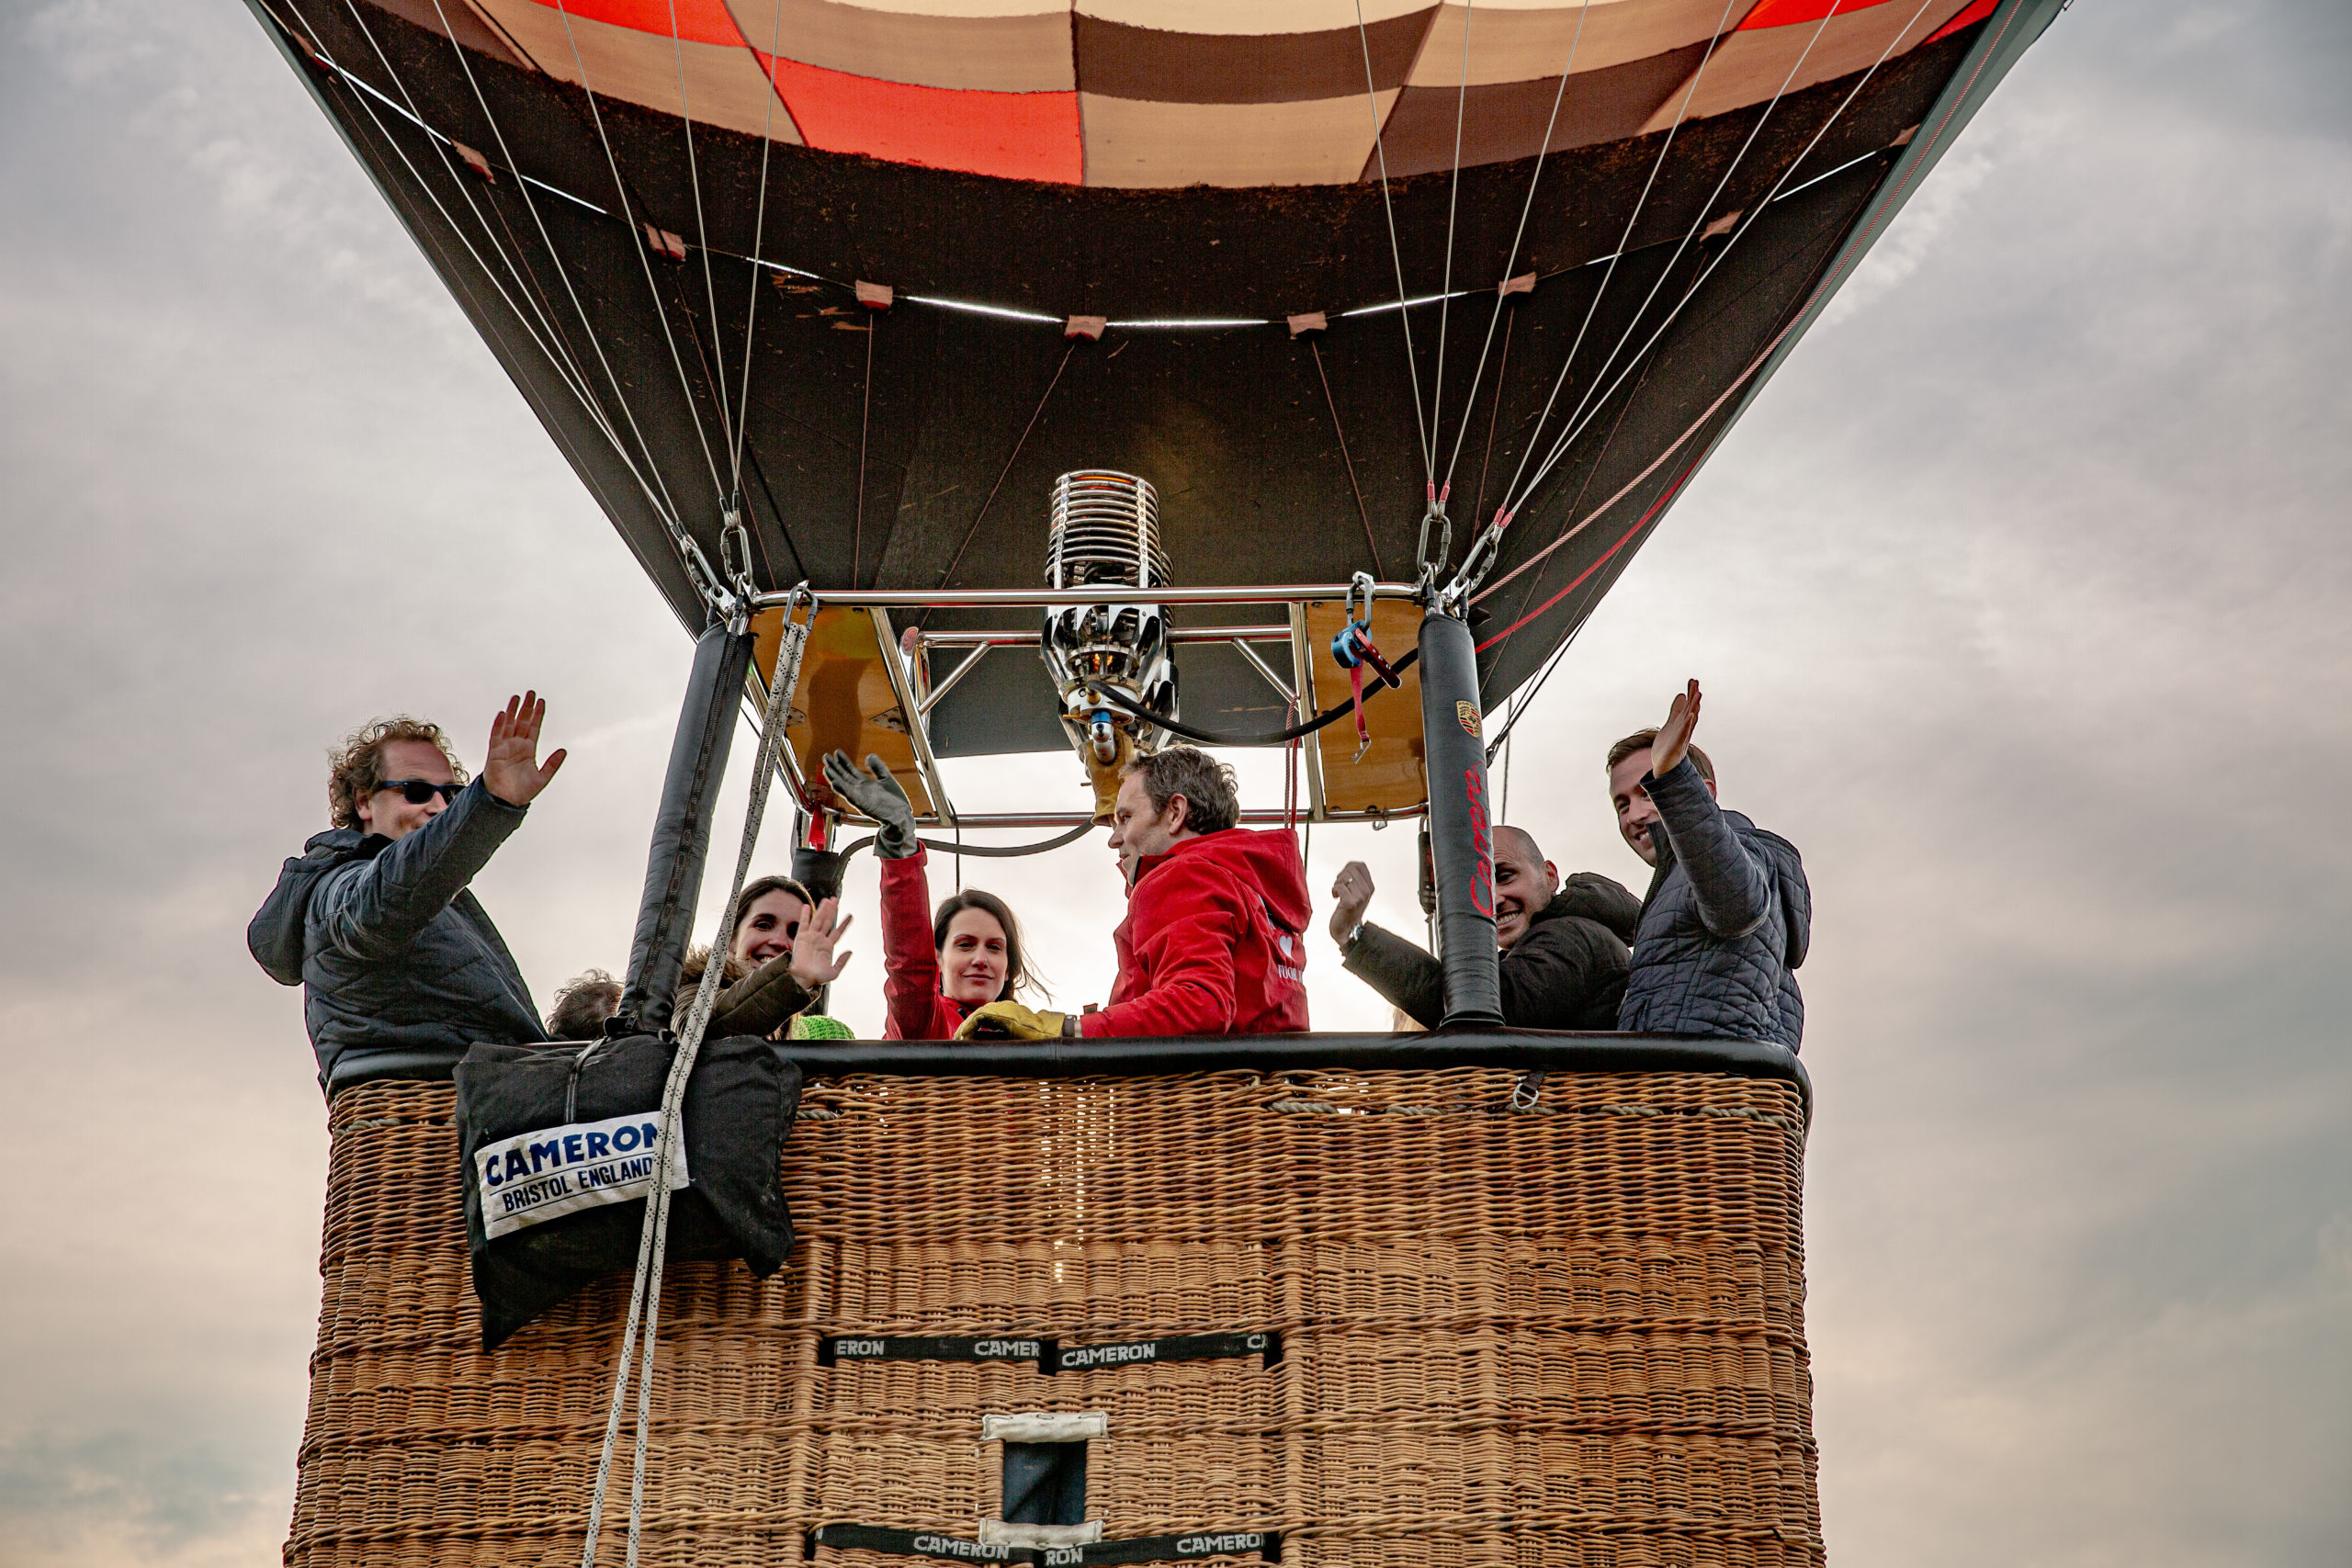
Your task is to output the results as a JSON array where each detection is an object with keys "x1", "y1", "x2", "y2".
[
  {"x1": 817, "y1": 1332, "x2": 1280, "y2": 1373},
  {"x1": 808, "y1": 1525, "x2": 1280, "y2": 1564},
  {"x1": 817, "y1": 1336, "x2": 1045, "y2": 1368},
  {"x1": 1044, "y1": 1333, "x2": 1280, "y2": 1375}
]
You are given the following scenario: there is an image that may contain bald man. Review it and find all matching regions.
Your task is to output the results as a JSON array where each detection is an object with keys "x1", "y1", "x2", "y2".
[{"x1": 1329, "y1": 827, "x2": 1640, "y2": 1031}]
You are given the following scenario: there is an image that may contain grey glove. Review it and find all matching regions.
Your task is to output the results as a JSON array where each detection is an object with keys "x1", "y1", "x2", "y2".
[{"x1": 821, "y1": 750, "x2": 919, "y2": 858}]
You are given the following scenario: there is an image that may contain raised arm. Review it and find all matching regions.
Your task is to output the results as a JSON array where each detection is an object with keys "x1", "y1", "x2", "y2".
[
  {"x1": 312, "y1": 778, "x2": 527, "y2": 960},
  {"x1": 826, "y1": 750, "x2": 946, "y2": 1037},
  {"x1": 877, "y1": 851, "x2": 952, "y2": 1037},
  {"x1": 312, "y1": 693, "x2": 560, "y2": 963},
  {"x1": 1646, "y1": 758, "x2": 1773, "y2": 940}
]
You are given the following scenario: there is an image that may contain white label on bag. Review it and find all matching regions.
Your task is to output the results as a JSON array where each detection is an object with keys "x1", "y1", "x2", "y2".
[{"x1": 475, "y1": 1111, "x2": 689, "y2": 1239}]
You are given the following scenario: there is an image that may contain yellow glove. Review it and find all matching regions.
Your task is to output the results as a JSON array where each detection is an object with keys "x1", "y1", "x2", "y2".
[{"x1": 956, "y1": 1000, "x2": 1073, "y2": 1041}]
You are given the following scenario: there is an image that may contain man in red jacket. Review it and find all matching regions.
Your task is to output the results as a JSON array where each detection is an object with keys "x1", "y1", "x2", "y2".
[{"x1": 960, "y1": 747, "x2": 1311, "y2": 1040}]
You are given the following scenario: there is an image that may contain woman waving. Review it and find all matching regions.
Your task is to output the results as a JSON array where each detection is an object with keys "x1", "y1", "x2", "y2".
[{"x1": 822, "y1": 751, "x2": 1039, "y2": 1039}]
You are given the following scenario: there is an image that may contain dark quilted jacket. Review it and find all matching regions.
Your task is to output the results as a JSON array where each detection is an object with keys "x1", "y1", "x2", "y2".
[
  {"x1": 1616, "y1": 759, "x2": 1810, "y2": 1049},
  {"x1": 248, "y1": 778, "x2": 546, "y2": 1094}
]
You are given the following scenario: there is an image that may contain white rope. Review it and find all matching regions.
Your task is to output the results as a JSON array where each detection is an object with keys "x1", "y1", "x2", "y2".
[{"x1": 580, "y1": 600, "x2": 808, "y2": 1568}]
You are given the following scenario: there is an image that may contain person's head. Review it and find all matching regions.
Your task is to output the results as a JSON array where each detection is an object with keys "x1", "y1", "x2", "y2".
[
  {"x1": 931, "y1": 889, "x2": 1031, "y2": 1009},
  {"x1": 1108, "y1": 747, "x2": 1239, "y2": 861},
  {"x1": 1492, "y1": 826, "x2": 1561, "y2": 952},
  {"x1": 547, "y1": 969, "x2": 622, "y2": 1039},
  {"x1": 729, "y1": 874, "x2": 814, "y2": 967},
  {"x1": 330, "y1": 716, "x2": 467, "y2": 842},
  {"x1": 1605, "y1": 728, "x2": 1716, "y2": 865}
]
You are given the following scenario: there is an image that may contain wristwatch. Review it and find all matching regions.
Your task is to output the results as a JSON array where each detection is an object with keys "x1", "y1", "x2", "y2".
[{"x1": 1341, "y1": 920, "x2": 1365, "y2": 952}]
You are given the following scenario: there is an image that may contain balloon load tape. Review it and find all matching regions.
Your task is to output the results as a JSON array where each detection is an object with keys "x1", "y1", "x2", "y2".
[{"x1": 816, "y1": 1331, "x2": 1280, "y2": 1375}]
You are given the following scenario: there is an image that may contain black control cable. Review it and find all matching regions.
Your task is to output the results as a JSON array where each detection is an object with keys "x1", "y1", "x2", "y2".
[{"x1": 1093, "y1": 648, "x2": 1421, "y2": 746}]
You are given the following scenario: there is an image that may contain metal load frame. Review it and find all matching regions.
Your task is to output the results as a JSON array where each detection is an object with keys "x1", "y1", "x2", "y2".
[
  {"x1": 618, "y1": 578, "x2": 1508, "y2": 1034},
  {"x1": 742, "y1": 580, "x2": 1434, "y2": 834}
]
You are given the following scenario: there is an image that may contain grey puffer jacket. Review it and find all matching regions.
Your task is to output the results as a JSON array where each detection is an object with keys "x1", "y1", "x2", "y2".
[
  {"x1": 1616, "y1": 758, "x2": 1809, "y2": 1049},
  {"x1": 249, "y1": 778, "x2": 546, "y2": 1094},
  {"x1": 1344, "y1": 873, "x2": 1641, "y2": 1031}
]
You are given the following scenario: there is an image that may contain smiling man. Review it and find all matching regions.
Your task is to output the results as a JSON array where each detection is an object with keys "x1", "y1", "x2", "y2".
[
  {"x1": 1328, "y1": 826, "x2": 1639, "y2": 1032},
  {"x1": 1606, "y1": 680, "x2": 1810, "y2": 1049},
  {"x1": 249, "y1": 695, "x2": 565, "y2": 1094}
]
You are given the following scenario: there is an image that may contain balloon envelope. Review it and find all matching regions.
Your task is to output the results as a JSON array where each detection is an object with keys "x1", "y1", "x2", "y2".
[{"x1": 244, "y1": 0, "x2": 2054, "y2": 753}]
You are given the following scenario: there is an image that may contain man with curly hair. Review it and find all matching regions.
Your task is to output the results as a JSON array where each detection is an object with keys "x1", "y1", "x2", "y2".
[{"x1": 250, "y1": 694, "x2": 566, "y2": 1094}]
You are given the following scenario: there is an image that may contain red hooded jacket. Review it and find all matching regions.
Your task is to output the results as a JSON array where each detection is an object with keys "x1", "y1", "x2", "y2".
[
  {"x1": 877, "y1": 847, "x2": 969, "y2": 1040},
  {"x1": 1081, "y1": 827, "x2": 1311, "y2": 1038}
]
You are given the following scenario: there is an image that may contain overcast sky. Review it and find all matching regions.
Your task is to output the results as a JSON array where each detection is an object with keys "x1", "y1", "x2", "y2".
[{"x1": 3, "y1": 2, "x2": 2347, "y2": 1565}]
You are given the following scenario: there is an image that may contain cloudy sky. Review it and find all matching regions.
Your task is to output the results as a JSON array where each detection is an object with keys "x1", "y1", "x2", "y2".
[{"x1": 3, "y1": 1, "x2": 2347, "y2": 1564}]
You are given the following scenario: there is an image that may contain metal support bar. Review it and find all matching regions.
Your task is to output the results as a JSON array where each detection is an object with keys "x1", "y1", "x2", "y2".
[
  {"x1": 619, "y1": 619, "x2": 756, "y2": 1033},
  {"x1": 870, "y1": 608, "x2": 956, "y2": 829},
  {"x1": 751, "y1": 581, "x2": 1420, "y2": 612},
  {"x1": 1288, "y1": 604, "x2": 1328, "y2": 823},
  {"x1": 1417, "y1": 608, "x2": 1502, "y2": 1026},
  {"x1": 919, "y1": 644, "x2": 989, "y2": 715},
  {"x1": 1231, "y1": 638, "x2": 1295, "y2": 705},
  {"x1": 917, "y1": 624, "x2": 1290, "y2": 649}
]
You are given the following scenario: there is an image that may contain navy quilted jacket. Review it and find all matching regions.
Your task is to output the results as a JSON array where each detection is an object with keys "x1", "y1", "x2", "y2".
[
  {"x1": 249, "y1": 778, "x2": 546, "y2": 1094},
  {"x1": 1616, "y1": 758, "x2": 1810, "y2": 1050}
]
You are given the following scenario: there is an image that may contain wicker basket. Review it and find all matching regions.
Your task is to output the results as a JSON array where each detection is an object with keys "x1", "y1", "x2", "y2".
[{"x1": 290, "y1": 1060, "x2": 1817, "y2": 1568}]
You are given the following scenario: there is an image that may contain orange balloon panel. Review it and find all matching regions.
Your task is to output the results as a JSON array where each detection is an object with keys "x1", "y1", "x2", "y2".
[
  {"x1": 1303, "y1": 598, "x2": 1428, "y2": 818},
  {"x1": 752, "y1": 606, "x2": 938, "y2": 821}
]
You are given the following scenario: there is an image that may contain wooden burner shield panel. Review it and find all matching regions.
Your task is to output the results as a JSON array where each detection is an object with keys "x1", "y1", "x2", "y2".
[{"x1": 291, "y1": 1068, "x2": 1818, "y2": 1568}]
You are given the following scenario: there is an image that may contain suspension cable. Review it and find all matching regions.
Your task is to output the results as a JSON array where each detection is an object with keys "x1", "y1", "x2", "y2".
[
  {"x1": 729, "y1": 0, "x2": 793, "y2": 499},
  {"x1": 294, "y1": 1, "x2": 688, "y2": 539},
  {"x1": 1422, "y1": 0, "x2": 1476, "y2": 489},
  {"x1": 1437, "y1": 0, "x2": 1590, "y2": 501},
  {"x1": 1310, "y1": 339, "x2": 1384, "y2": 578},
  {"x1": 547, "y1": 0, "x2": 731, "y2": 512},
  {"x1": 662, "y1": 0, "x2": 739, "y2": 469},
  {"x1": 1457, "y1": 0, "x2": 1942, "y2": 608},
  {"x1": 1502, "y1": 0, "x2": 1867, "y2": 513},
  {"x1": 413, "y1": 0, "x2": 695, "y2": 535},
  {"x1": 1352, "y1": 0, "x2": 1433, "y2": 493},
  {"x1": 1490, "y1": 0, "x2": 1743, "y2": 518}
]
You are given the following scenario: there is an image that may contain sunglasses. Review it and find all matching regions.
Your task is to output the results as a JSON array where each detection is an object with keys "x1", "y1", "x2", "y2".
[{"x1": 379, "y1": 779, "x2": 462, "y2": 805}]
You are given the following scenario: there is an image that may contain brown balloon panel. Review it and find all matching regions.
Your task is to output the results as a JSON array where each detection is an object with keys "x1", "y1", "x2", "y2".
[
  {"x1": 755, "y1": 604, "x2": 941, "y2": 822},
  {"x1": 1300, "y1": 598, "x2": 1430, "y2": 819}
]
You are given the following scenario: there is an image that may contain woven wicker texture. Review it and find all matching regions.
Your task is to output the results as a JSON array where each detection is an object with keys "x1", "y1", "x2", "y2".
[{"x1": 291, "y1": 1067, "x2": 1817, "y2": 1568}]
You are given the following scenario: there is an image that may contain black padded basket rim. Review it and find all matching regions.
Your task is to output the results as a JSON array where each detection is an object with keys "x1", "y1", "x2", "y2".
[{"x1": 333, "y1": 1032, "x2": 1810, "y2": 1124}]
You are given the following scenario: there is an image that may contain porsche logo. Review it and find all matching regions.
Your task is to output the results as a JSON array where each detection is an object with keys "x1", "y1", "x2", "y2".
[{"x1": 1456, "y1": 701, "x2": 1481, "y2": 739}]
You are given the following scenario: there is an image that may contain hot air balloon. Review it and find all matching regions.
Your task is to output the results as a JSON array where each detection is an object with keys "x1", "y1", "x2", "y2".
[{"x1": 243, "y1": 1, "x2": 2063, "y2": 1562}]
